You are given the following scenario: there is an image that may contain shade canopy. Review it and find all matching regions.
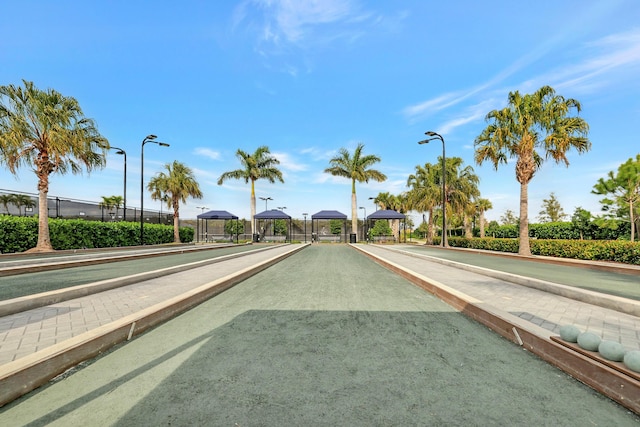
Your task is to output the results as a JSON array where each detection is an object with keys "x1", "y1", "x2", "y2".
[
  {"x1": 254, "y1": 209, "x2": 292, "y2": 219},
  {"x1": 367, "y1": 209, "x2": 405, "y2": 220},
  {"x1": 197, "y1": 210, "x2": 238, "y2": 220},
  {"x1": 311, "y1": 210, "x2": 348, "y2": 220}
]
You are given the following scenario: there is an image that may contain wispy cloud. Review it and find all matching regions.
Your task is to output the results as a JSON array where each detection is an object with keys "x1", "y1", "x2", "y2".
[
  {"x1": 272, "y1": 151, "x2": 308, "y2": 172},
  {"x1": 193, "y1": 147, "x2": 221, "y2": 161},
  {"x1": 402, "y1": 27, "x2": 640, "y2": 133},
  {"x1": 233, "y1": 0, "x2": 389, "y2": 55}
]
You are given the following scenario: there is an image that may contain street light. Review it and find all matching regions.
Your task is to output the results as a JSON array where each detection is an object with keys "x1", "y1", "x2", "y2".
[
  {"x1": 359, "y1": 206, "x2": 366, "y2": 242},
  {"x1": 418, "y1": 131, "x2": 447, "y2": 247},
  {"x1": 277, "y1": 206, "x2": 287, "y2": 211},
  {"x1": 259, "y1": 196, "x2": 272, "y2": 211},
  {"x1": 110, "y1": 146, "x2": 127, "y2": 221},
  {"x1": 303, "y1": 212, "x2": 308, "y2": 243},
  {"x1": 197, "y1": 206, "x2": 208, "y2": 213},
  {"x1": 368, "y1": 196, "x2": 378, "y2": 211},
  {"x1": 140, "y1": 134, "x2": 170, "y2": 245}
]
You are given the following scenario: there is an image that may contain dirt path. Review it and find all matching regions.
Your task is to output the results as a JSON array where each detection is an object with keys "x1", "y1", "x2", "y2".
[{"x1": 2, "y1": 245, "x2": 638, "y2": 425}]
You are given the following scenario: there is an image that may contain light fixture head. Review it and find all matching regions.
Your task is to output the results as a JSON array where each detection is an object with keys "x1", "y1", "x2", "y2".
[
  {"x1": 146, "y1": 134, "x2": 157, "y2": 140},
  {"x1": 158, "y1": 142, "x2": 170, "y2": 147}
]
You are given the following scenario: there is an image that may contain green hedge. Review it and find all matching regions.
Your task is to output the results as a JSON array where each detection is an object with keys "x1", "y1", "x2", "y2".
[
  {"x1": 447, "y1": 237, "x2": 640, "y2": 265},
  {"x1": 0, "y1": 216, "x2": 194, "y2": 253}
]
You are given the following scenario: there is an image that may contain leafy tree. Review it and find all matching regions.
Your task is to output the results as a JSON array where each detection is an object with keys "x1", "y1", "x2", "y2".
[
  {"x1": 224, "y1": 219, "x2": 245, "y2": 237},
  {"x1": 148, "y1": 160, "x2": 203, "y2": 243},
  {"x1": 274, "y1": 219, "x2": 288, "y2": 235},
  {"x1": 324, "y1": 143, "x2": 386, "y2": 240},
  {"x1": 0, "y1": 80, "x2": 109, "y2": 251},
  {"x1": 217, "y1": 146, "x2": 283, "y2": 236},
  {"x1": 475, "y1": 85, "x2": 590, "y2": 255},
  {"x1": 592, "y1": 154, "x2": 640, "y2": 242},
  {"x1": 500, "y1": 209, "x2": 519, "y2": 225},
  {"x1": 538, "y1": 192, "x2": 567, "y2": 223},
  {"x1": 329, "y1": 219, "x2": 342, "y2": 235},
  {"x1": 476, "y1": 198, "x2": 493, "y2": 238},
  {"x1": 570, "y1": 207, "x2": 592, "y2": 240},
  {"x1": 369, "y1": 219, "x2": 392, "y2": 237}
]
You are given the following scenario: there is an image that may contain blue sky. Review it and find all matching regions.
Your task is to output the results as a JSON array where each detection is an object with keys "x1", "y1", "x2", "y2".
[{"x1": 1, "y1": 1, "x2": 639, "y2": 224}]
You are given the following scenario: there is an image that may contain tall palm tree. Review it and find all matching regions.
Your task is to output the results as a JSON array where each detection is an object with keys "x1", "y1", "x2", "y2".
[
  {"x1": 475, "y1": 85, "x2": 590, "y2": 255},
  {"x1": 476, "y1": 198, "x2": 493, "y2": 238},
  {"x1": 148, "y1": 160, "x2": 203, "y2": 243},
  {"x1": 407, "y1": 163, "x2": 440, "y2": 244},
  {"x1": 217, "y1": 146, "x2": 284, "y2": 236},
  {"x1": 0, "y1": 80, "x2": 108, "y2": 252},
  {"x1": 324, "y1": 143, "x2": 386, "y2": 240}
]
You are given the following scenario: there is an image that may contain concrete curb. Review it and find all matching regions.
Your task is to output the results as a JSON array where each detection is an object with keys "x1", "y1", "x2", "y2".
[{"x1": 0, "y1": 244, "x2": 308, "y2": 406}]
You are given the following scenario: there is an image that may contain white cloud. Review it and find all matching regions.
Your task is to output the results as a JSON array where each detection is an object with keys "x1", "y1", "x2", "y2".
[
  {"x1": 193, "y1": 148, "x2": 221, "y2": 161},
  {"x1": 272, "y1": 151, "x2": 308, "y2": 172}
]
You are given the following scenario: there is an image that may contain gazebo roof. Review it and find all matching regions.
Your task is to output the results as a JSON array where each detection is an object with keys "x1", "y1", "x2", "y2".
[
  {"x1": 197, "y1": 210, "x2": 238, "y2": 220},
  {"x1": 367, "y1": 209, "x2": 405, "y2": 220},
  {"x1": 311, "y1": 210, "x2": 348, "y2": 220},
  {"x1": 254, "y1": 209, "x2": 292, "y2": 219}
]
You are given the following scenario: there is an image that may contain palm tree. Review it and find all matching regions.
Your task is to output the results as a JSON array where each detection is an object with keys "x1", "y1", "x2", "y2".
[
  {"x1": 148, "y1": 160, "x2": 203, "y2": 243},
  {"x1": 217, "y1": 147, "x2": 283, "y2": 236},
  {"x1": 474, "y1": 85, "x2": 590, "y2": 256},
  {"x1": 476, "y1": 198, "x2": 493, "y2": 238},
  {"x1": 0, "y1": 80, "x2": 108, "y2": 252},
  {"x1": 12, "y1": 194, "x2": 35, "y2": 216},
  {"x1": 324, "y1": 143, "x2": 386, "y2": 240},
  {"x1": 407, "y1": 163, "x2": 440, "y2": 244},
  {"x1": 0, "y1": 194, "x2": 14, "y2": 214},
  {"x1": 444, "y1": 157, "x2": 480, "y2": 241}
]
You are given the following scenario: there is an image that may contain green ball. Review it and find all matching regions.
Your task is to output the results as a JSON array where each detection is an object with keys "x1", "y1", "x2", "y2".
[
  {"x1": 559, "y1": 325, "x2": 581, "y2": 343},
  {"x1": 577, "y1": 332, "x2": 601, "y2": 351},
  {"x1": 624, "y1": 351, "x2": 640, "y2": 373},
  {"x1": 598, "y1": 340, "x2": 626, "y2": 362}
]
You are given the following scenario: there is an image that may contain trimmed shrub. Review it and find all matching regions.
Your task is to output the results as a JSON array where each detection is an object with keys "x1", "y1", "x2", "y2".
[{"x1": 0, "y1": 216, "x2": 194, "y2": 253}]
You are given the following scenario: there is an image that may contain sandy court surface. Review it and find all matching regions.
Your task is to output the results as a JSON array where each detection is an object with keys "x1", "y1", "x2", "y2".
[{"x1": 1, "y1": 245, "x2": 638, "y2": 425}]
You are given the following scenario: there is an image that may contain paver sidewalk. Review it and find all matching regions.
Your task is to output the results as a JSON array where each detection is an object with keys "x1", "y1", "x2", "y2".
[{"x1": 358, "y1": 244, "x2": 640, "y2": 350}]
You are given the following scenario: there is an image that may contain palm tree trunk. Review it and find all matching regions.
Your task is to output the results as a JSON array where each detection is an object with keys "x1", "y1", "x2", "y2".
[
  {"x1": 173, "y1": 199, "x2": 181, "y2": 243},
  {"x1": 518, "y1": 182, "x2": 532, "y2": 256},
  {"x1": 250, "y1": 180, "x2": 256, "y2": 236},
  {"x1": 427, "y1": 209, "x2": 435, "y2": 244},
  {"x1": 351, "y1": 188, "x2": 357, "y2": 240},
  {"x1": 629, "y1": 200, "x2": 635, "y2": 242},
  {"x1": 479, "y1": 210, "x2": 486, "y2": 238},
  {"x1": 35, "y1": 186, "x2": 53, "y2": 251}
]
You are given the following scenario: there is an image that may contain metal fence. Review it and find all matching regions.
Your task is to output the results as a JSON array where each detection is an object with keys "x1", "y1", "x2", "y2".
[{"x1": 0, "y1": 189, "x2": 172, "y2": 224}]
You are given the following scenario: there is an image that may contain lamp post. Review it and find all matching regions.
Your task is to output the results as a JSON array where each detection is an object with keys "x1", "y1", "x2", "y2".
[
  {"x1": 111, "y1": 146, "x2": 127, "y2": 221},
  {"x1": 303, "y1": 212, "x2": 308, "y2": 243},
  {"x1": 259, "y1": 196, "x2": 272, "y2": 211},
  {"x1": 368, "y1": 196, "x2": 378, "y2": 211},
  {"x1": 359, "y1": 206, "x2": 366, "y2": 242},
  {"x1": 277, "y1": 206, "x2": 287, "y2": 211},
  {"x1": 418, "y1": 131, "x2": 447, "y2": 247},
  {"x1": 140, "y1": 134, "x2": 169, "y2": 245},
  {"x1": 197, "y1": 206, "x2": 208, "y2": 213}
]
